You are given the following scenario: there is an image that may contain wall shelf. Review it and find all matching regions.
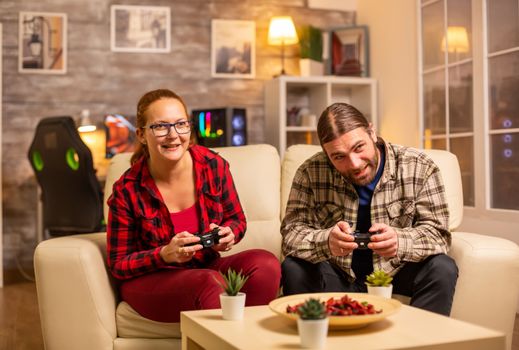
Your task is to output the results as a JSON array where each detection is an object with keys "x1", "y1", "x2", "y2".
[{"x1": 264, "y1": 75, "x2": 378, "y2": 156}]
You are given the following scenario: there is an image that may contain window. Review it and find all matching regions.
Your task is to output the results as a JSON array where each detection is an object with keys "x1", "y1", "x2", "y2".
[
  {"x1": 420, "y1": 0, "x2": 474, "y2": 206},
  {"x1": 485, "y1": 0, "x2": 519, "y2": 210},
  {"x1": 420, "y1": 0, "x2": 519, "y2": 213}
]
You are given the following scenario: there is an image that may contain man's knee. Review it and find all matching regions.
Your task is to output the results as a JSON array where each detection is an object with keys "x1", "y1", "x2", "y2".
[
  {"x1": 426, "y1": 254, "x2": 458, "y2": 286},
  {"x1": 281, "y1": 256, "x2": 321, "y2": 295},
  {"x1": 282, "y1": 256, "x2": 305, "y2": 274}
]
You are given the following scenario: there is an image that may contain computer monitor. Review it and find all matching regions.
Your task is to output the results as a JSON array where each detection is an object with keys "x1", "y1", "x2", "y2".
[
  {"x1": 104, "y1": 114, "x2": 136, "y2": 158},
  {"x1": 192, "y1": 107, "x2": 247, "y2": 147}
]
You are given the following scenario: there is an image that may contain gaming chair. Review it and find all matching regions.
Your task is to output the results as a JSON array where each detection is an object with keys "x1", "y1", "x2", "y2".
[{"x1": 28, "y1": 116, "x2": 104, "y2": 237}]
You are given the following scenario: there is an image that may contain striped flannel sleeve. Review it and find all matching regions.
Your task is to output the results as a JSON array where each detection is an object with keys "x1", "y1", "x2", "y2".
[
  {"x1": 281, "y1": 164, "x2": 332, "y2": 263},
  {"x1": 106, "y1": 184, "x2": 166, "y2": 280},
  {"x1": 394, "y1": 160, "x2": 451, "y2": 263}
]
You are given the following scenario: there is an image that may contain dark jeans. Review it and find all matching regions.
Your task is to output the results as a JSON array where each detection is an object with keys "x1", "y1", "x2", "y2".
[{"x1": 281, "y1": 254, "x2": 458, "y2": 316}]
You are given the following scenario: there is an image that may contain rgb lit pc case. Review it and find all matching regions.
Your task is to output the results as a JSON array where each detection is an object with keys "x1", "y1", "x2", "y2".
[{"x1": 192, "y1": 108, "x2": 247, "y2": 147}]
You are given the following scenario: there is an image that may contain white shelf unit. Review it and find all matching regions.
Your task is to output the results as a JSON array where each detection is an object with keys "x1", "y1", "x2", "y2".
[{"x1": 265, "y1": 76, "x2": 378, "y2": 155}]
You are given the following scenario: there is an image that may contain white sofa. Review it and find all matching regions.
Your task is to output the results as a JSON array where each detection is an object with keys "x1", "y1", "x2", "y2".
[{"x1": 34, "y1": 144, "x2": 519, "y2": 350}]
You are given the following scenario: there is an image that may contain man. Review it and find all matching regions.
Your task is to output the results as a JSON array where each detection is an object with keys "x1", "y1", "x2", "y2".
[{"x1": 281, "y1": 103, "x2": 458, "y2": 316}]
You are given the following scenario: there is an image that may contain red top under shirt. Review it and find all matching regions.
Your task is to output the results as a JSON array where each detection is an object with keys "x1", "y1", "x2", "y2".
[
  {"x1": 106, "y1": 145, "x2": 246, "y2": 280},
  {"x1": 170, "y1": 204, "x2": 199, "y2": 234}
]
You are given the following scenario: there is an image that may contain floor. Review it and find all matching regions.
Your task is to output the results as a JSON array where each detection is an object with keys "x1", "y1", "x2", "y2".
[{"x1": 1, "y1": 276, "x2": 519, "y2": 349}]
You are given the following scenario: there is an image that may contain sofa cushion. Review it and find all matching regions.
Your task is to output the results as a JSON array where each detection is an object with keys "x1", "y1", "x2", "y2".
[{"x1": 116, "y1": 302, "x2": 180, "y2": 339}]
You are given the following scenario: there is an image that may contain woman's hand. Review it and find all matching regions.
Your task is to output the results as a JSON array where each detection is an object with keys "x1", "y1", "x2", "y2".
[
  {"x1": 160, "y1": 231, "x2": 202, "y2": 263},
  {"x1": 209, "y1": 223, "x2": 235, "y2": 252}
]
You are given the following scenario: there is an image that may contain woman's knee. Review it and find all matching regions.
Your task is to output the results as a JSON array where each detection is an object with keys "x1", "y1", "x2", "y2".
[{"x1": 238, "y1": 249, "x2": 281, "y2": 276}]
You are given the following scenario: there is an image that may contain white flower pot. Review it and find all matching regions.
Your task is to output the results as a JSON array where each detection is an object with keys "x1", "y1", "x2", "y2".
[
  {"x1": 297, "y1": 317, "x2": 329, "y2": 349},
  {"x1": 219, "y1": 292, "x2": 246, "y2": 320},
  {"x1": 367, "y1": 284, "x2": 393, "y2": 299},
  {"x1": 299, "y1": 58, "x2": 324, "y2": 76}
]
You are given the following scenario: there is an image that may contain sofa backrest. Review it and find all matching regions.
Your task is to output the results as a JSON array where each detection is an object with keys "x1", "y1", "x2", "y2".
[
  {"x1": 103, "y1": 144, "x2": 282, "y2": 259},
  {"x1": 281, "y1": 145, "x2": 463, "y2": 231}
]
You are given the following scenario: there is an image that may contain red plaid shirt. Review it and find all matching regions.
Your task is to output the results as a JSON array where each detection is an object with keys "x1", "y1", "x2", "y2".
[{"x1": 107, "y1": 145, "x2": 246, "y2": 280}]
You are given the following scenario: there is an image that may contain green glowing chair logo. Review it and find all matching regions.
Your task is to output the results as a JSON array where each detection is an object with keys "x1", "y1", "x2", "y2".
[
  {"x1": 65, "y1": 148, "x2": 80, "y2": 170},
  {"x1": 32, "y1": 151, "x2": 44, "y2": 171}
]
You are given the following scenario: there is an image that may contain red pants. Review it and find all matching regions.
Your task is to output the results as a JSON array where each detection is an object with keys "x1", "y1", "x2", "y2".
[{"x1": 119, "y1": 249, "x2": 281, "y2": 322}]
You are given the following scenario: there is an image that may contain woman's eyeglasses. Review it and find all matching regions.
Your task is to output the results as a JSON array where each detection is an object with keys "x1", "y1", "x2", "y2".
[{"x1": 143, "y1": 120, "x2": 192, "y2": 137}]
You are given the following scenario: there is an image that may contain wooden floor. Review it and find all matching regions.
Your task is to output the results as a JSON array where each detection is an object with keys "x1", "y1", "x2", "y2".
[{"x1": 1, "y1": 278, "x2": 518, "y2": 349}]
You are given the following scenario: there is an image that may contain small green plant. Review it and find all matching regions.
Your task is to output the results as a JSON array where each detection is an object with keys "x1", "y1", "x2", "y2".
[
  {"x1": 297, "y1": 25, "x2": 323, "y2": 62},
  {"x1": 365, "y1": 270, "x2": 393, "y2": 287},
  {"x1": 297, "y1": 298, "x2": 327, "y2": 320},
  {"x1": 216, "y1": 269, "x2": 249, "y2": 296}
]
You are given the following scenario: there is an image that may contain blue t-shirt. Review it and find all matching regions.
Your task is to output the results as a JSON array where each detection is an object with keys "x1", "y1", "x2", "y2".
[{"x1": 351, "y1": 144, "x2": 385, "y2": 281}]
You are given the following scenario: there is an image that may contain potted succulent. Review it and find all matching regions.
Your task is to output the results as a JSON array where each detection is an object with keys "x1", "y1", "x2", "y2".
[
  {"x1": 365, "y1": 269, "x2": 393, "y2": 299},
  {"x1": 296, "y1": 298, "x2": 329, "y2": 349},
  {"x1": 297, "y1": 25, "x2": 324, "y2": 76},
  {"x1": 216, "y1": 269, "x2": 249, "y2": 320}
]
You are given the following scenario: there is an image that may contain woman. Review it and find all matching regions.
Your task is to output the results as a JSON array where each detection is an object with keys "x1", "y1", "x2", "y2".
[{"x1": 107, "y1": 88, "x2": 280, "y2": 322}]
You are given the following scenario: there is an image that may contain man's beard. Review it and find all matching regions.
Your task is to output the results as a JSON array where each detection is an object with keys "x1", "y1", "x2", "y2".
[{"x1": 343, "y1": 149, "x2": 379, "y2": 186}]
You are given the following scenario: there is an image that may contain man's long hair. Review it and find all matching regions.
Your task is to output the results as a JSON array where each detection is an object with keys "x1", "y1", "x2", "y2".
[{"x1": 317, "y1": 103, "x2": 370, "y2": 146}]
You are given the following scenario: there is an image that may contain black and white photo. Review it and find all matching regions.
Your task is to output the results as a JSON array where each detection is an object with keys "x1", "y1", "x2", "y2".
[{"x1": 111, "y1": 5, "x2": 170, "y2": 53}]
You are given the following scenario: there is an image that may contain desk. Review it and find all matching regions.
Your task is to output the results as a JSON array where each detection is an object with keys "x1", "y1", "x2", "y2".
[{"x1": 180, "y1": 304, "x2": 505, "y2": 350}]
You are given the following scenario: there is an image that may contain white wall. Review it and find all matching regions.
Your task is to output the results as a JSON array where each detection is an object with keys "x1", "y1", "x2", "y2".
[{"x1": 356, "y1": 0, "x2": 420, "y2": 147}]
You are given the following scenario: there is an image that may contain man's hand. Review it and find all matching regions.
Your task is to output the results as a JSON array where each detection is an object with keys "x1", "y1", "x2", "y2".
[
  {"x1": 368, "y1": 223, "x2": 398, "y2": 257},
  {"x1": 328, "y1": 221, "x2": 357, "y2": 256}
]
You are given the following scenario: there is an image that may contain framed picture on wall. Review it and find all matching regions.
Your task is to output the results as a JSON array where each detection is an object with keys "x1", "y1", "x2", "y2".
[
  {"x1": 18, "y1": 12, "x2": 67, "y2": 74},
  {"x1": 330, "y1": 25, "x2": 369, "y2": 77},
  {"x1": 211, "y1": 19, "x2": 255, "y2": 79},
  {"x1": 111, "y1": 5, "x2": 170, "y2": 53}
]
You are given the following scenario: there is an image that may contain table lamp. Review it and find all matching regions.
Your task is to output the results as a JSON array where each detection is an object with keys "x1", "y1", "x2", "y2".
[
  {"x1": 77, "y1": 109, "x2": 96, "y2": 133},
  {"x1": 441, "y1": 26, "x2": 469, "y2": 54},
  {"x1": 268, "y1": 16, "x2": 299, "y2": 76}
]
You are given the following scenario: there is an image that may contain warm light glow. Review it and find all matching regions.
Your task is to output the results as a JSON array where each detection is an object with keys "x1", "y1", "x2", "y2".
[
  {"x1": 268, "y1": 16, "x2": 299, "y2": 46},
  {"x1": 79, "y1": 128, "x2": 108, "y2": 176},
  {"x1": 77, "y1": 109, "x2": 97, "y2": 133},
  {"x1": 441, "y1": 26, "x2": 469, "y2": 53},
  {"x1": 78, "y1": 125, "x2": 96, "y2": 132},
  {"x1": 424, "y1": 128, "x2": 432, "y2": 149}
]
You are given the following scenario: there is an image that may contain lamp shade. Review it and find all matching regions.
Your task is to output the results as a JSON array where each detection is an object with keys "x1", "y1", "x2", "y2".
[
  {"x1": 441, "y1": 26, "x2": 469, "y2": 53},
  {"x1": 78, "y1": 109, "x2": 96, "y2": 133},
  {"x1": 268, "y1": 16, "x2": 299, "y2": 46}
]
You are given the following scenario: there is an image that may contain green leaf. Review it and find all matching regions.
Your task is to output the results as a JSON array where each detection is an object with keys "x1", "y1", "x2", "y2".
[
  {"x1": 297, "y1": 298, "x2": 327, "y2": 320},
  {"x1": 297, "y1": 25, "x2": 323, "y2": 62},
  {"x1": 215, "y1": 269, "x2": 250, "y2": 296},
  {"x1": 365, "y1": 270, "x2": 393, "y2": 287}
]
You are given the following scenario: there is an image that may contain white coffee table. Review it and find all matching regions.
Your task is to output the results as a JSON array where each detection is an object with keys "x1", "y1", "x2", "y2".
[{"x1": 180, "y1": 304, "x2": 505, "y2": 350}]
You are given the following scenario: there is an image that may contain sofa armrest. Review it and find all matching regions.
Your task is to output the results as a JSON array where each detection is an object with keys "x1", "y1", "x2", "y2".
[
  {"x1": 449, "y1": 231, "x2": 519, "y2": 350},
  {"x1": 34, "y1": 232, "x2": 117, "y2": 350}
]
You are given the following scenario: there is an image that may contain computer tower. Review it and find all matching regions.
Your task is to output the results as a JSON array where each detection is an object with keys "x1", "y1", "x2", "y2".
[{"x1": 192, "y1": 107, "x2": 247, "y2": 147}]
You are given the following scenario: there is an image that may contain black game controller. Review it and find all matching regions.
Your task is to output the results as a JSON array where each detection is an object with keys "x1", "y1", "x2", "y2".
[
  {"x1": 353, "y1": 231, "x2": 372, "y2": 250},
  {"x1": 187, "y1": 228, "x2": 220, "y2": 248}
]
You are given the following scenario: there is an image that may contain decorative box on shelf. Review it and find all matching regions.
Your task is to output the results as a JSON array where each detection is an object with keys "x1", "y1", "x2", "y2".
[{"x1": 264, "y1": 75, "x2": 378, "y2": 156}]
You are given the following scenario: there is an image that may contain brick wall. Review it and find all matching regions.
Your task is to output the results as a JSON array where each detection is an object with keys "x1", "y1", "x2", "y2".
[{"x1": 0, "y1": 0, "x2": 354, "y2": 270}]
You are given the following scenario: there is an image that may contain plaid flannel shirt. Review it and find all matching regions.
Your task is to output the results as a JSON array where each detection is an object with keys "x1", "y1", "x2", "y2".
[
  {"x1": 107, "y1": 145, "x2": 246, "y2": 280},
  {"x1": 281, "y1": 140, "x2": 450, "y2": 280}
]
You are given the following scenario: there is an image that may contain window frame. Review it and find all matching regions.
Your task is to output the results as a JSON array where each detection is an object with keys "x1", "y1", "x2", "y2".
[{"x1": 418, "y1": 0, "x2": 519, "y2": 223}]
